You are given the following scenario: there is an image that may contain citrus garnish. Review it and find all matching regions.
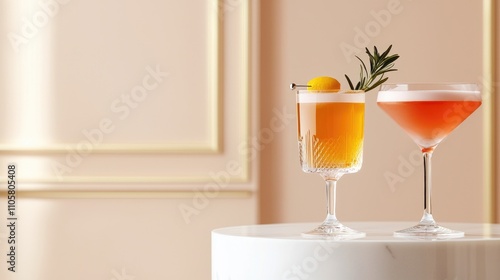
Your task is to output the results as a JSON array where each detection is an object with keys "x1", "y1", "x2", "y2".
[
  {"x1": 307, "y1": 76, "x2": 341, "y2": 91},
  {"x1": 344, "y1": 45, "x2": 399, "y2": 92}
]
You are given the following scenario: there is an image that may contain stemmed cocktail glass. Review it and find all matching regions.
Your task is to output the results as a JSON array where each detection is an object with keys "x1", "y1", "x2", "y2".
[
  {"x1": 377, "y1": 83, "x2": 482, "y2": 238},
  {"x1": 295, "y1": 89, "x2": 365, "y2": 238}
]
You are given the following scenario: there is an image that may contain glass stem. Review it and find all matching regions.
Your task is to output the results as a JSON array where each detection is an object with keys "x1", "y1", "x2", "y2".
[
  {"x1": 325, "y1": 179, "x2": 339, "y2": 225},
  {"x1": 420, "y1": 151, "x2": 435, "y2": 225}
]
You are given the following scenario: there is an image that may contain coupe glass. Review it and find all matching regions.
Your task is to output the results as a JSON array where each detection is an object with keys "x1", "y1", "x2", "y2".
[
  {"x1": 296, "y1": 89, "x2": 365, "y2": 238},
  {"x1": 377, "y1": 83, "x2": 482, "y2": 238}
]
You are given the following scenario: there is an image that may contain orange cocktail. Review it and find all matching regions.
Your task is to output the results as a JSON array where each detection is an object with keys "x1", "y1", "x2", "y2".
[{"x1": 297, "y1": 91, "x2": 365, "y2": 173}]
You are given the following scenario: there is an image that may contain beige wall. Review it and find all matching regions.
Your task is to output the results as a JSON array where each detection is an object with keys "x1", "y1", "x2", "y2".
[
  {"x1": 0, "y1": 1, "x2": 497, "y2": 280},
  {"x1": 0, "y1": 1, "x2": 259, "y2": 279}
]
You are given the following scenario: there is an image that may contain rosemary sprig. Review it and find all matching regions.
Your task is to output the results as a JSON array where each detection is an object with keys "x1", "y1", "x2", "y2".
[{"x1": 345, "y1": 45, "x2": 399, "y2": 92}]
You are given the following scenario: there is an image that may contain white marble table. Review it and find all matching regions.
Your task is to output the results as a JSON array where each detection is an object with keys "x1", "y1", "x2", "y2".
[{"x1": 212, "y1": 222, "x2": 500, "y2": 280}]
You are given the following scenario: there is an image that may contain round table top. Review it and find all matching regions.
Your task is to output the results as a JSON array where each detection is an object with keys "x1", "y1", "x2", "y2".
[
  {"x1": 212, "y1": 222, "x2": 500, "y2": 280},
  {"x1": 212, "y1": 221, "x2": 500, "y2": 242}
]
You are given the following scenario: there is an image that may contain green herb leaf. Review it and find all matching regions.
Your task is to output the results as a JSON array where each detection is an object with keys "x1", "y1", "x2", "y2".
[
  {"x1": 345, "y1": 74, "x2": 354, "y2": 90},
  {"x1": 345, "y1": 45, "x2": 400, "y2": 92}
]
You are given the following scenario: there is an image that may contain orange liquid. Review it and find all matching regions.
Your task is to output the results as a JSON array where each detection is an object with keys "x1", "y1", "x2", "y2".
[
  {"x1": 297, "y1": 102, "x2": 364, "y2": 170},
  {"x1": 377, "y1": 100, "x2": 481, "y2": 148}
]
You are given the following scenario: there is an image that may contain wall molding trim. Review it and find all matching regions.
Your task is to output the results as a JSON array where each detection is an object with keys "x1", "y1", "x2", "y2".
[{"x1": 483, "y1": 0, "x2": 498, "y2": 223}]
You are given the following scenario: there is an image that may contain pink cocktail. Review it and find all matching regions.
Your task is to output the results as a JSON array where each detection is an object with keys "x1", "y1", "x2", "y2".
[{"x1": 378, "y1": 84, "x2": 481, "y2": 238}]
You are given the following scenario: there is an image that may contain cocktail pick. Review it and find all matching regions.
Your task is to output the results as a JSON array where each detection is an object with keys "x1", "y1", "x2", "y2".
[{"x1": 290, "y1": 83, "x2": 310, "y2": 90}]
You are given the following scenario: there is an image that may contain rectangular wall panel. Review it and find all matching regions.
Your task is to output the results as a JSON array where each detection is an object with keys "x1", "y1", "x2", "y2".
[{"x1": 0, "y1": 0, "x2": 258, "y2": 190}]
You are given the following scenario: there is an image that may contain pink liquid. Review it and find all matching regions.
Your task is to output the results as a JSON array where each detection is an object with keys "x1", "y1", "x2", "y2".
[{"x1": 378, "y1": 100, "x2": 481, "y2": 149}]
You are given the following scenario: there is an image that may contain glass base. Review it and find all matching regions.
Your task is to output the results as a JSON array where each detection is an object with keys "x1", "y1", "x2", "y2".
[
  {"x1": 302, "y1": 222, "x2": 366, "y2": 239},
  {"x1": 394, "y1": 224, "x2": 464, "y2": 239}
]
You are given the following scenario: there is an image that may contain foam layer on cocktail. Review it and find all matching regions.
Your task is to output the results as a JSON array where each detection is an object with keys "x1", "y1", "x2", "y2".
[
  {"x1": 297, "y1": 91, "x2": 365, "y2": 103},
  {"x1": 377, "y1": 90, "x2": 481, "y2": 102}
]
